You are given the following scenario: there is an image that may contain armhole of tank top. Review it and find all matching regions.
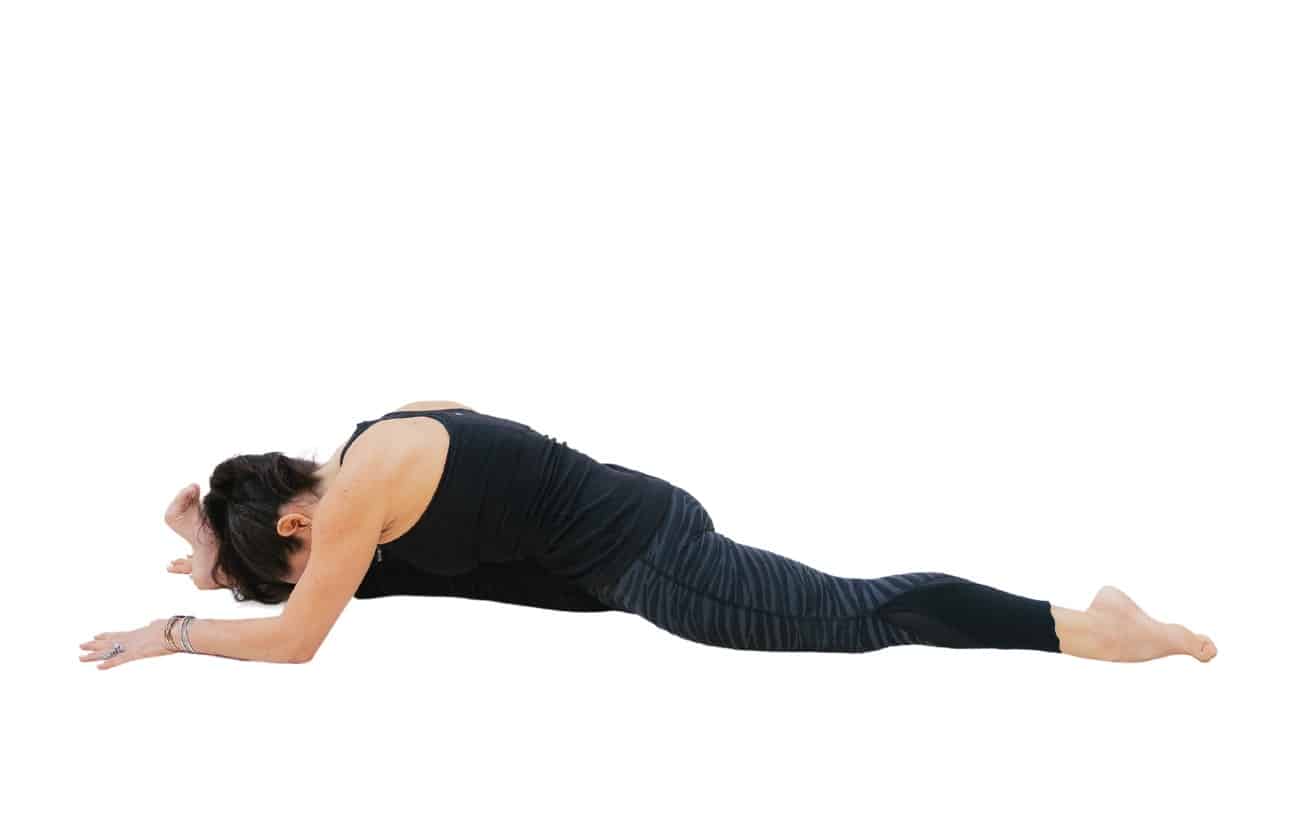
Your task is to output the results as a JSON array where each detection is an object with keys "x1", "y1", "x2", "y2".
[
  {"x1": 339, "y1": 422, "x2": 369, "y2": 467},
  {"x1": 341, "y1": 409, "x2": 468, "y2": 466}
]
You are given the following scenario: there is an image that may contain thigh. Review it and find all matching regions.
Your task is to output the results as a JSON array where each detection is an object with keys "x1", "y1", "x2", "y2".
[{"x1": 591, "y1": 489, "x2": 956, "y2": 651}]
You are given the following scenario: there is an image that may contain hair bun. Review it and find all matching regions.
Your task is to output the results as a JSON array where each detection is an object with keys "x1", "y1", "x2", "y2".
[{"x1": 200, "y1": 451, "x2": 323, "y2": 605}]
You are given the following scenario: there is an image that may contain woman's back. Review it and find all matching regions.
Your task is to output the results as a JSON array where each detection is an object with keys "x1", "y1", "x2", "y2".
[{"x1": 339, "y1": 406, "x2": 676, "y2": 593}]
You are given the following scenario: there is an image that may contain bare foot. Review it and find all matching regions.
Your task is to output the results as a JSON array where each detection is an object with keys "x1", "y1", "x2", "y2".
[{"x1": 1085, "y1": 585, "x2": 1217, "y2": 663}]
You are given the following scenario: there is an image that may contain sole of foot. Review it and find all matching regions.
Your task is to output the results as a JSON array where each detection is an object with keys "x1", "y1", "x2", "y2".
[{"x1": 1087, "y1": 585, "x2": 1217, "y2": 663}]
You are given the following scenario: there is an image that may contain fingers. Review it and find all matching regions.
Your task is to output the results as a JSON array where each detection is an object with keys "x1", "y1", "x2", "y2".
[
  {"x1": 168, "y1": 483, "x2": 199, "y2": 512},
  {"x1": 167, "y1": 557, "x2": 194, "y2": 574},
  {"x1": 78, "y1": 639, "x2": 116, "y2": 663},
  {"x1": 79, "y1": 636, "x2": 132, "y2": 669},
  {"x1": 97, "y1": 653, "x2": 129, "y2": 670},
  {"x1": 165, "y1": 484, "x2": 202, "y2": 529}
]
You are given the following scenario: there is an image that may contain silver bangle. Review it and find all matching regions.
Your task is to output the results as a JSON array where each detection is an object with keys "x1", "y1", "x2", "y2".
[{"x1": 179, "y1": 615, "x2": 197, "y2": 653}]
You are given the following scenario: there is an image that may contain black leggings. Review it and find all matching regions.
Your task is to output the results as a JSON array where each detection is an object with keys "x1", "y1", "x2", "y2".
[{"x1": 580, "y1": 486, "x2": 1062, "y2": 654}]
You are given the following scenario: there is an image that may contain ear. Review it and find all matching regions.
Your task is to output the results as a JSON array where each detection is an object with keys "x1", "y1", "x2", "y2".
[{"x1": 276, "y1": 512, "x2": 311, "y2": 539}]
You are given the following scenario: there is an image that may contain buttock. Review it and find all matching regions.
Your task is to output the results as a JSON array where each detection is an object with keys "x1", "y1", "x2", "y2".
[{"x1": 587, "y1": 484, "x2": 713, "y2": 609}]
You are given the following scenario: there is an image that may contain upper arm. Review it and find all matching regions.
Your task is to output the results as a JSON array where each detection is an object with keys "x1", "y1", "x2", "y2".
[{"x1": 279, "y1": 428, "x2": 398, "y2": 661}]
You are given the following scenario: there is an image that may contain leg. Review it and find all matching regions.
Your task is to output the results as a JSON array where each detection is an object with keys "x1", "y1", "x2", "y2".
[
  {"x1": 588, "y1": 487, "x2": 1063, "y2": 654},
  {"x1": 591, "y1": 488, "x2": 1218, "y2": 661}
]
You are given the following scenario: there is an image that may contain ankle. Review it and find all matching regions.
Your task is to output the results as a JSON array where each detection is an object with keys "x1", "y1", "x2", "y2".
[{"x1": 1053, "y1": 605, "x2": 1121, "y2": 661}]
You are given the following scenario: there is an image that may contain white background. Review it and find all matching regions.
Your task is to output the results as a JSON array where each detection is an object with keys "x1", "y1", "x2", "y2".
[{"x1": 3, "y1": 2, "x2": 1294, "y2": 815}]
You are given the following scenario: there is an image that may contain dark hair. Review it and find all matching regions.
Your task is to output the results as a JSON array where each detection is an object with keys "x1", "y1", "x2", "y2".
[{"x1": 199, "y1": 452, "x2": 323, "y2": 604}]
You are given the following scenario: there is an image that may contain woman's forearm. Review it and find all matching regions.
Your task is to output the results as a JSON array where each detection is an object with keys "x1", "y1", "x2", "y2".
[{"x1": 184, "y1": 615, "x2": 306, "y2": 663}]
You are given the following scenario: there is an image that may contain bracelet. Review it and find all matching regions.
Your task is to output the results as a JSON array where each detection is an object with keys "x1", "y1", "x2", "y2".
[
  {"x1": 163, "y1": 615, "x2": 185, "y2": 652},
  {"x1": 179, "y1": 615, "x2": 198, "y2": 654}
]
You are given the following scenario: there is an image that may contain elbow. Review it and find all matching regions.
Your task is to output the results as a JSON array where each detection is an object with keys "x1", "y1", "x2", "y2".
[
  {"x1": 287, "y1": 644, "x2": 318, "y2": 664},
  {"x1": 277, "y1": 619, "x2": 321, "y2": 663},
  {"x1": 284, "y1": 637, "x2": 321, "y2": 664}
]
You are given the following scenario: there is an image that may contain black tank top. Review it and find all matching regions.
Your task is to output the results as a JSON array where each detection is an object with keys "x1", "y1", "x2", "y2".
[{"x1": 339, "y1": 408, "x2": 675, "y2": 591}]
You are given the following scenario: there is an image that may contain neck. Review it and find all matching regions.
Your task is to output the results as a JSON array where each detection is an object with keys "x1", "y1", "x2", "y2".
[{"x1": 311, "y1": 460, "x2": 339, "y2": 502}]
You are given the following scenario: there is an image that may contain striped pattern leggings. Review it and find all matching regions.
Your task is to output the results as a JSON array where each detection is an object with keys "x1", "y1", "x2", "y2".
[{"x1": 583, "y1": 486, "x2": 1061, "y2": 654}]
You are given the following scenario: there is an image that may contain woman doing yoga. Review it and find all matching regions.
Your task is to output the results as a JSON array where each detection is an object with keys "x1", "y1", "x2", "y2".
[{"x1": 79, "y1": 401, "x2": 1218, "y2": 669}]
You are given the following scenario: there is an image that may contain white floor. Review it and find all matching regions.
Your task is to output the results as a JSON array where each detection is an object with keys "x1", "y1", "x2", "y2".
[{"x1": 8, "y1": 3, "x2": 1293, "y2": 815}]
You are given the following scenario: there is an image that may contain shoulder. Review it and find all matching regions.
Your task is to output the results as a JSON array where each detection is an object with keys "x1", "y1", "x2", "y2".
[
  {"x1": 396, "y1": 400, "x2": 474, "y2": 412},
  {"x1": 332, "y1": 403, "x2": 464, "y2": 470},
  {"x1": 336, "y1": 421, "x2": 405, "y2": 484},
  {"x1": 340, "y1": 411, "x2": 451, "y2": 478}
]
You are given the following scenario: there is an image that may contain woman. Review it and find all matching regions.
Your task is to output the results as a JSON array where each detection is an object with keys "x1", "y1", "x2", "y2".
[{"x1": 80, "y1": 400, "x2": 1218, "y2": 669}]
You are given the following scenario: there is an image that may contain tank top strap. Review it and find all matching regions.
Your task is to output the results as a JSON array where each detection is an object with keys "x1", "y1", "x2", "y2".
[
  {"x1": 338, "y1": 408, "x2": 476, "y2": 466},
  {"x1": 338, "y1": 421, "x2": 373, "y2": 466}
]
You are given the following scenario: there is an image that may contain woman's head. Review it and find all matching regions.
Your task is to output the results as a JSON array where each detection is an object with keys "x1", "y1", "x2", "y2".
[{"x1": 199, "y1": 452, "x2": 323, "y2": 604}]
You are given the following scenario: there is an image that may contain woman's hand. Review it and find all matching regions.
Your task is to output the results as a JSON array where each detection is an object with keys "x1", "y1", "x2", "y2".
[
  {"x1": 168, "y1": 550, "x2": 226, "y2": 590},
  {"x1": 78, "y1": 619, "x2": 177, "y2": 671},
  {"x1": 164, "y1": 483, "x2": 202, "y2": 537},
  {"x1": 167, "y1": 554, "x2": 222, "y2": 589},
  {"x1": 164, "y1": 483, "x2": 227, "y2": 590}
]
